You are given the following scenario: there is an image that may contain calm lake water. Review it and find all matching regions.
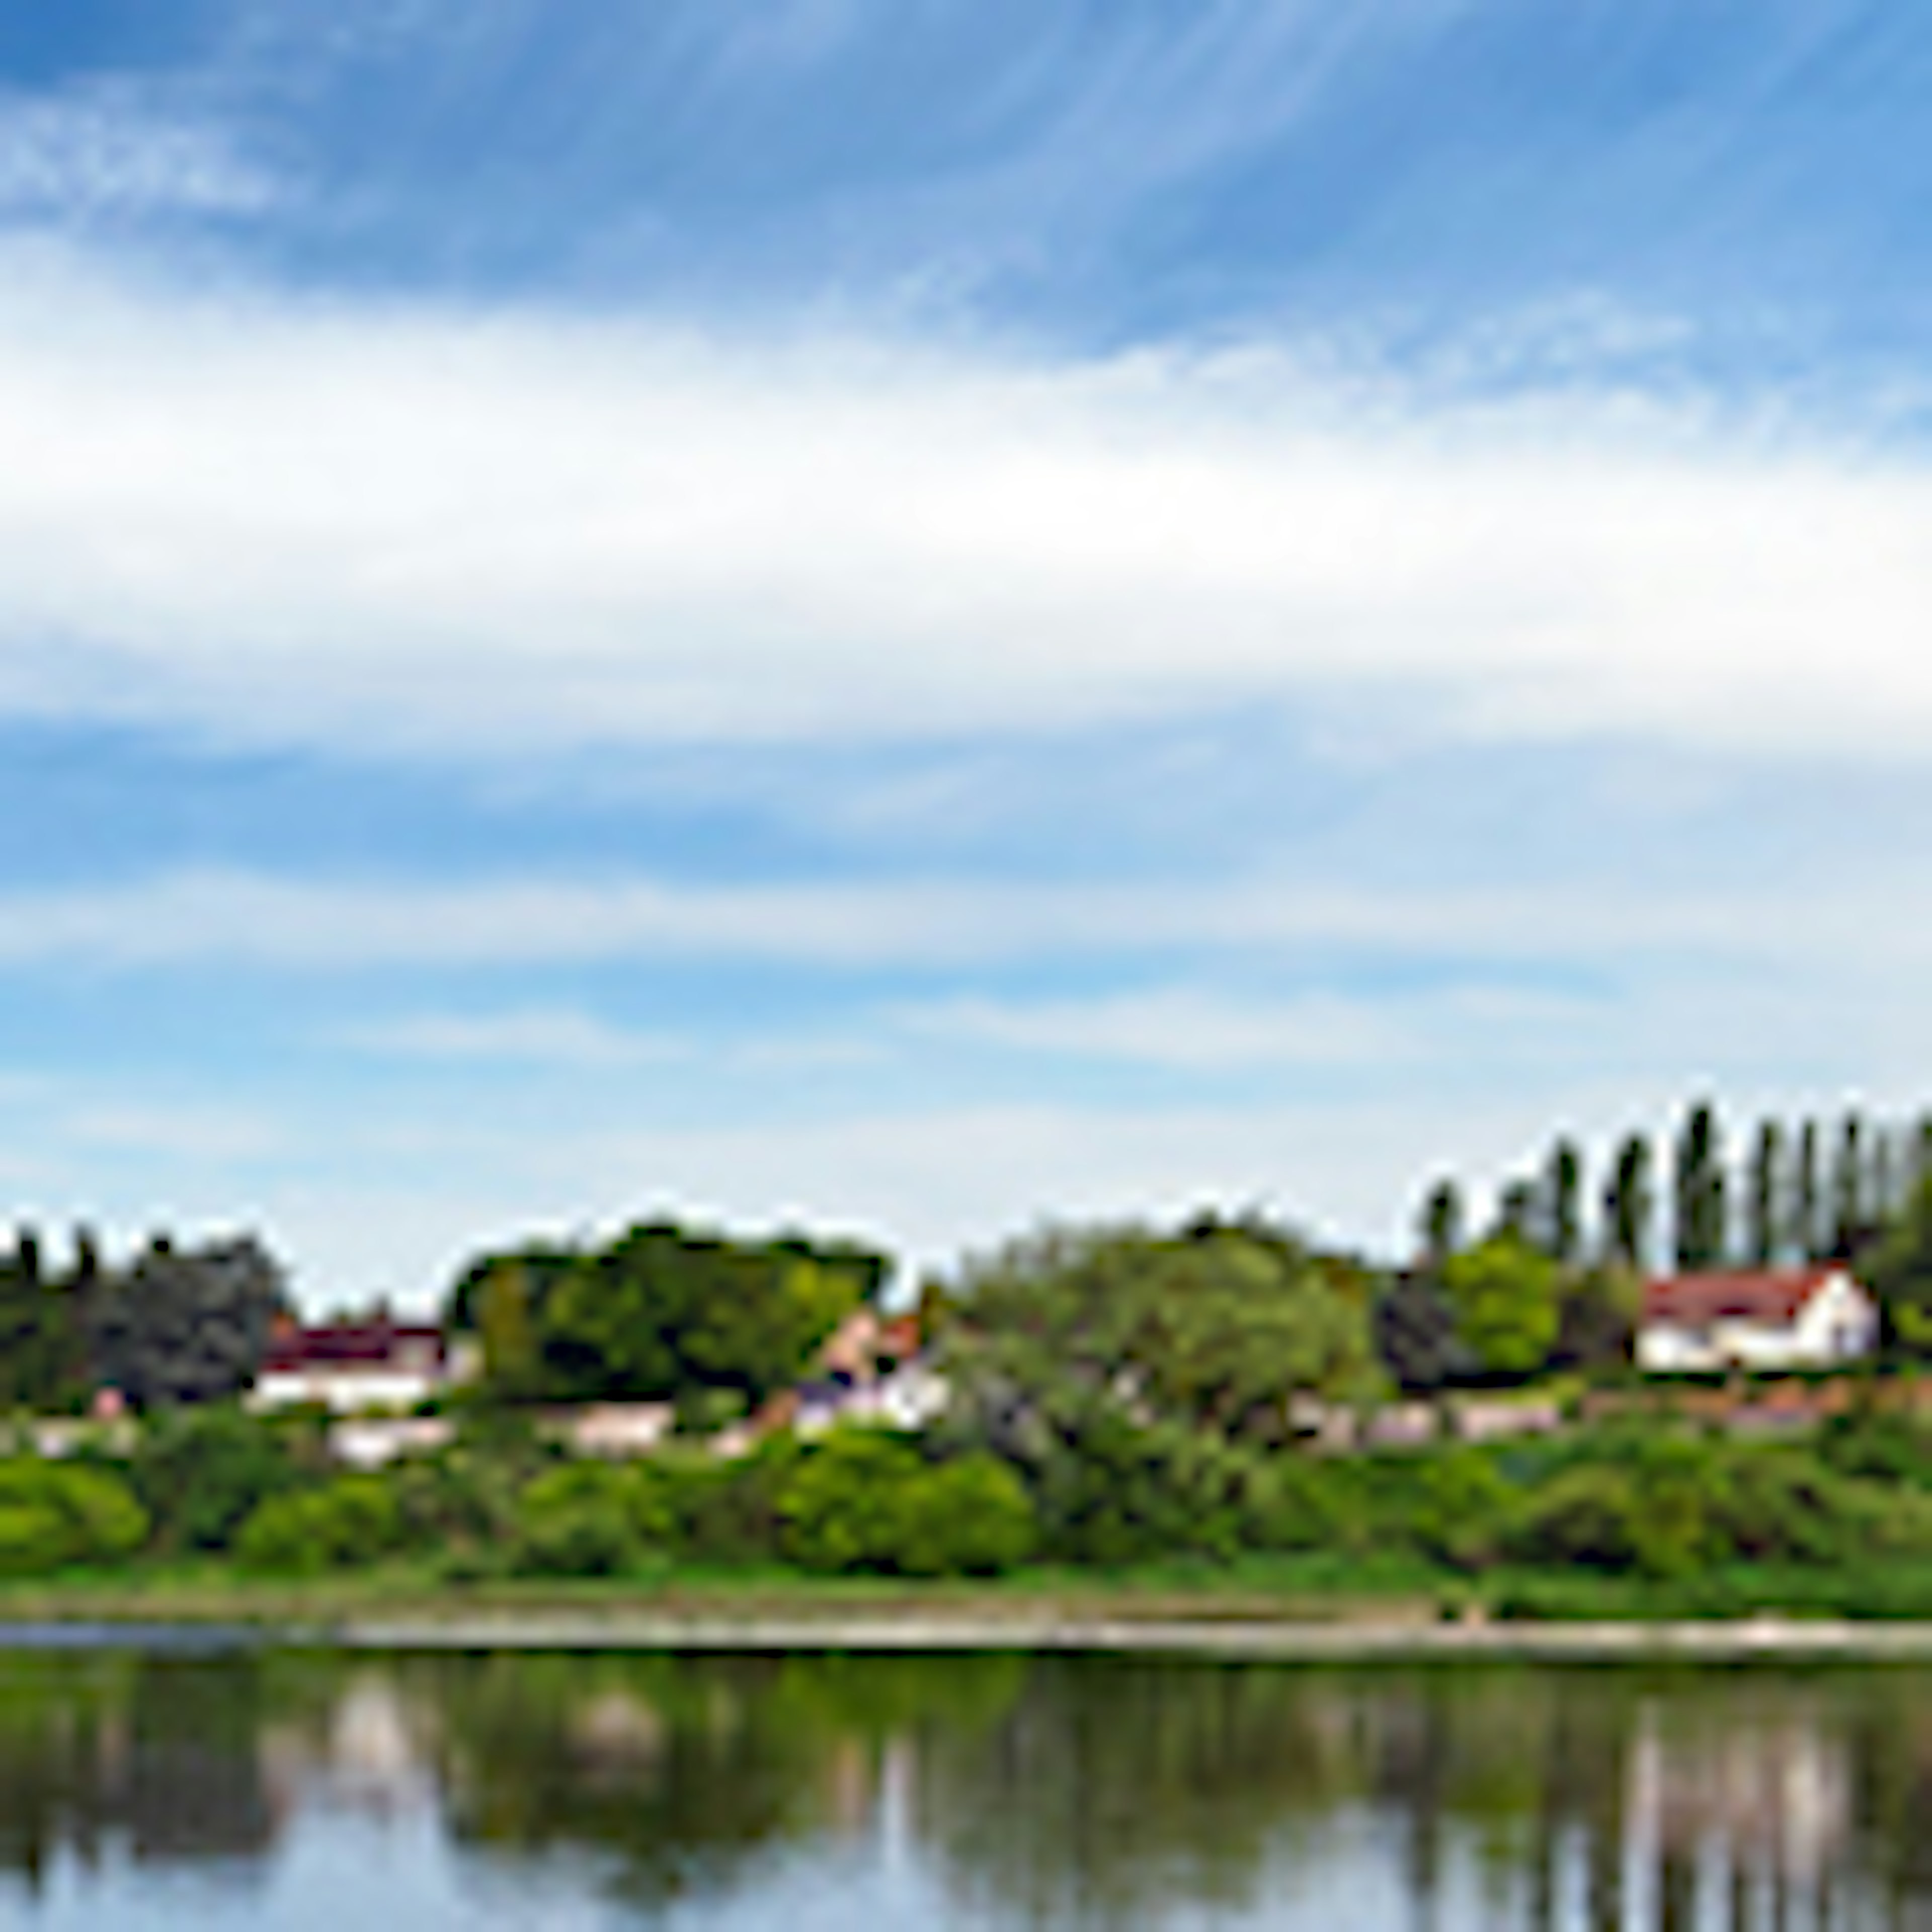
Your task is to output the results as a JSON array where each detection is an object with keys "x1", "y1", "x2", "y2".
[{"x1": 1, "y1": 1642, "x2": 1929, "y2": 1928}]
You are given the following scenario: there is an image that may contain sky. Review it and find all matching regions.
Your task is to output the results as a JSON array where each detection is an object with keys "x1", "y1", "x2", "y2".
[{"x1": 2, "y1": 0, "x2": 1931, "y2": 1307}]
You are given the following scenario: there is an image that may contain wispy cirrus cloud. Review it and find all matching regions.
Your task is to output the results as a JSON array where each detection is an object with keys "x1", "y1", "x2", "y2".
[
  {"x1": 0, "y1": 87, "x2": 280, "y2": 219},
  {"x1": 0, "y1": 861, "x2": 1867, "y2": 975},
  {"x1": 899, "y1": 986, "x2": 1406, "y2": 1072},
  {"x1": 344, "y1": 1007, "x2": 682, "y2": 1070}
]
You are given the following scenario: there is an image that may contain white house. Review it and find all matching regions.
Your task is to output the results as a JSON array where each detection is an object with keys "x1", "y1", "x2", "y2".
[
  {"x1": 251, "y1": 1320, "x2": 453, "y2": 1414},
  {"x1": 1637, "y1": 1266, "x2": 1880, "y2": 1375}
]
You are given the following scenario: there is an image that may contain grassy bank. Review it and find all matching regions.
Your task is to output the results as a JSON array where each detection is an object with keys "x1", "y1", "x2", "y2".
[
  {"x1": 17, "y1": 1551, "x2": 1932, "y2": 1632},
  {"x1": 0, "y1": 1552, "x2": 1443, "y2": 1629}
]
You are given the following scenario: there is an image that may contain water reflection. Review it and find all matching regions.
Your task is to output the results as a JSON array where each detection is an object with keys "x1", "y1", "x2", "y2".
[{"x1": 4, "y1": 1646, "x2": 1932, "y2": 1926}]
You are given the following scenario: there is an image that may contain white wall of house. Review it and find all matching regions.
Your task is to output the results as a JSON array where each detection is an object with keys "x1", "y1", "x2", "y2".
[
  {"x1": 1638, "y1": 1271, "x2": 1880, "y2": 1374},
  {"x1": 332, "y1": 1418, "x2": 454, "y2": 1469},
  {"x1": 556, "y1": 1403, "x2": 676, "y2": 1457},
  {"x1": 251, "y1": 1368, "x2": 442, "y2": 1414}
]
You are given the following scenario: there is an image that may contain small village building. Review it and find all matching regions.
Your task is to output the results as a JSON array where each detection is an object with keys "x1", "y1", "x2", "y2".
[
  {"x1": 556, "y1": 1403, "x2": 676, "y2": 1458},
  {"x1": 252, "y1": 1319, "x2": 452, "y2": 1414},
  {"x1": 792, "y1": 1308, "x2": 946, "y2": 1434},
  {"x1": 1637, "y1": 1266, "x2": 1880, "y2": 1375}
]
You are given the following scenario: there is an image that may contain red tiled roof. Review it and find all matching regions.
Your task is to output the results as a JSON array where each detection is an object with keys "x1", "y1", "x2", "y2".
[
  {"x1": 1642, "y1": 1267, "x2": 1846, "y2": 1330},
  {"x1": 262, "y1": 1323, "x2": 445, "y2": 1374},
  {"x1": 878, "y1": 1314, "x2": 922, "y2": 1358}
]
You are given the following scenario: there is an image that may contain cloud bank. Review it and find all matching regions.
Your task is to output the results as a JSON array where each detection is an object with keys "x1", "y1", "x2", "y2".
[{"x1": 0, "y1": 243, "x2": 1925, "y2": 761}]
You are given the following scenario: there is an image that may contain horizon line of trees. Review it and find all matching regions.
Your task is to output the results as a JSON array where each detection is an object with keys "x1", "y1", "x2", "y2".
[
  {"x1": 1415, "y1": 1099, "x2": 1932, "y2": 1278},
  {"x1": 8, "y1": 1094, "x2": 1932, "y2": 1425}
]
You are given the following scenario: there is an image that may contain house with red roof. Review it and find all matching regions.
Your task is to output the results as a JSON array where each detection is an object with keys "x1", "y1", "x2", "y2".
[
  {"x1": 252, "y1": 1316, "x2": 456, "y2": 1414},
  {"x1": 1637, "y1": 1265, "x2": 1879, "y2": 1375}
]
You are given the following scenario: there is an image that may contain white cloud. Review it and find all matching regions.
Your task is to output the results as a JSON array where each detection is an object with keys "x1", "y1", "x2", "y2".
[
  {"x1": 345, "y1": 1007, "x2": 683, "y2": 1069},
  {"x1": 0, "y1": 90, "x2": 279, "y2": 218},
  {"x1": 0, "y1": 857, "x2": 1927, "y2": 981},
  {"x1": 0, "y1": 861, "x2": 1877, "y2": 974},
  {"x1": 900, "y1": 986, "x2": 1406, "y2": 1071},
  {"x1": 59, "y1": 1099, "x2": 283, "y2": 1164},
  {"x1": 0, "y1": 242, "x2": 1926, "y2": 758}
]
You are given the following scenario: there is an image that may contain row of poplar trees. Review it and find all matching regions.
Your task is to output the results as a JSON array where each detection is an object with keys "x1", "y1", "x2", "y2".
[{"x1": 1418, "y1": 1099, "x2": 1931, "y2": 1274}]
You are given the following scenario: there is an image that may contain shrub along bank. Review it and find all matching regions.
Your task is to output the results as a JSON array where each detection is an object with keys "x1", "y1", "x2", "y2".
[{"x1": 9, "y1": 1402, "x2": 1932, "y2": 1616}]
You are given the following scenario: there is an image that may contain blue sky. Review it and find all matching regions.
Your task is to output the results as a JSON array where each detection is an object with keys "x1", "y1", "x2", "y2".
[{"x1": 3, "y1": 0, "x2": 1932, "y2": 1306}]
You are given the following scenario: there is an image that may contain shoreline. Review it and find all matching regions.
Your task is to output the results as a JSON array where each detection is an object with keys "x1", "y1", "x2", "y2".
[
  {"x1": 14, "y1": 1605, "x2": 1932, "y2": 1660},
  {"x1": 306, "y1": 1613, "x2": 1932, "y2": 1659}
]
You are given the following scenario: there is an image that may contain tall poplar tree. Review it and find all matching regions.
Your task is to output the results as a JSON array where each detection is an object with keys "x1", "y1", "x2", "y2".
[
  {"x1": 1603, "y1": 1134, "x2": 1653, "y2": 1268},
  {"x1": 1545, "y1": 1138, "x2": 1583, "y2": 1264},
  {"x1": 1791, "y1": 1119, "x2": 1822, "y2": 1261},
  {"x1": 1416, "y1": 1178, "x2": 1464, "y2": 1267},
  {"x1": 1493, "y1": 1178, "x2": 1538, "y2": 1243},
  {"x1": 1673, "y1": 1099, "x2": 1726, "y2": 1271},
  {"x1": 1831, "y1": 1111, "x2": 1865, "y2": 1259},
  {"x1": 1873, "y1": 1126, "x2": 1898, "y2": 1233},
  {"x1": 1746, "y1": 1118, "x2": 1783, "y2": 1267}
]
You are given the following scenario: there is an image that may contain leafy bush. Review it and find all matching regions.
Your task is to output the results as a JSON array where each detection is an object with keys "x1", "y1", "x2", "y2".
[
  {"x1": 894, "y1": 1455, "x2": 1036, "y2": 1576},
  {"x1": 1817, "y1": 1406, "x2": 1932, "y2": 1487},
  {"x1": 124, "y1": 1407, "x2": 313, "y2": 1553},
  {"x1": 779, "y1": 1430, "x2": 1036, "y2": 1577},
  {"x1": 640, "y1": 1439, "x2": 800, "y2": 1566},
  {"x1": 1502, "y1": 1464, "x2": 1652, "y2": 1574},
  {"x1": 1392, "y1": 1450, "x2": 1519, "y2": 1570},
  {"x1": 1027, "y1": 1412, "x2": 1240, "y2": 1566},
  {"x1": 1227, "y1": 1451, "x2": 1351, "y2": 1555},
  {"x1": 779, "y1": 1431, "x2": 928, "y2": 1574},
  {"x1": 234, "y1": 1476, "x2": 404, "y2": 1575},
  {"x1": 509, "y1": 1462, "x2": 670, "y2": 1577},
  {"x1": 0, "y1": 1461, "x2": 148, "y2": 1576}
]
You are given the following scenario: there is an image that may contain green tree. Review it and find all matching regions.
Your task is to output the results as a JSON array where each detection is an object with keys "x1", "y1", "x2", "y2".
[
  {"x1": 1672, "y1": 1100, "x2": 1726, "y2": 1271},
  {"x1": 0, "y1": 1228, "x2": 86, "y2": 1414},
  {"x1": 1873, "y1": 1125, "x2": 1899, "y2": 1231},
  {"x1": 940, "y1": 1219, "x2": 1379, "y2": 1454},
  {"x1": 1416, "y1": 1178, "x2": 1464, "y2": 1266},
  {"x1": 453, "y1": 1222, "x2": 889, "y2": 1407},
  {"x1": 477, "y1": 1259, "x2": 544, "y2": 1399},
  {"x1": 1375, "y1": 1272, "x2": 1470, "y2": 1393},
  {"x1": 85, "y1": 1235, "x2": 287, "y2": 1411},
  {"x1": 1439, "y1": 1233, "x2": 1562, "y2": 1380},
  {"x1": 1865, "y1": 1171, "x2": 1932, "y2": 1355},
  {"x1": 1551, "y1": 1266, "x2": 1640, "y2": 1372},
  {"x1": 1602, "y1": 1134, "x2": 1653, "y2": 1268},
  {"x1": 1794, "y1": 1118, "x2": 1822, "y2": 1261},
  {"x1": 1832, "y1": 1111, "x2": 1866, "y2": 1260},
  {"x1": 1544, "y1": 1138, "x2": 1584, "y2": 1264},
  {"x1": 541, "y1": 1225, "x2": 872, "y2": 1405},
  {"x1": 1746, "y1": 1118, "x2": 1783, "y2": 1267},
  {"x1": 1492, "y1": 1178, "x2": 1538, "y2": 1244}
]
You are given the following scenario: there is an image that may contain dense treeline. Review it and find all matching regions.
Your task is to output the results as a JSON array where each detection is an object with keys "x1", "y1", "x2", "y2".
[
  {"x1": 0, "y1": 1230, "x2": 286, "y2": 1416},
  {"x1": 448, "y1": 1221, "x2": 892, "y2": 1416}
]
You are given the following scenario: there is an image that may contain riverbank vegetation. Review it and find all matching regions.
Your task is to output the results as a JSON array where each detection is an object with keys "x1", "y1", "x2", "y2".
[
  {"x1": 8, "y1": 1092, "x2": 1932, "y2": 1620},
  {"x1": 11, "y1": 1389, "x2": 1932, "y2": 1621}
]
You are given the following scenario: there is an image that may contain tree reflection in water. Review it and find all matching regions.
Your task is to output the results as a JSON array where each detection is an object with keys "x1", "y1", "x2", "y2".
[{"x1": 5, "y1": 1648, "x2": 1932, "y2": 1925}]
